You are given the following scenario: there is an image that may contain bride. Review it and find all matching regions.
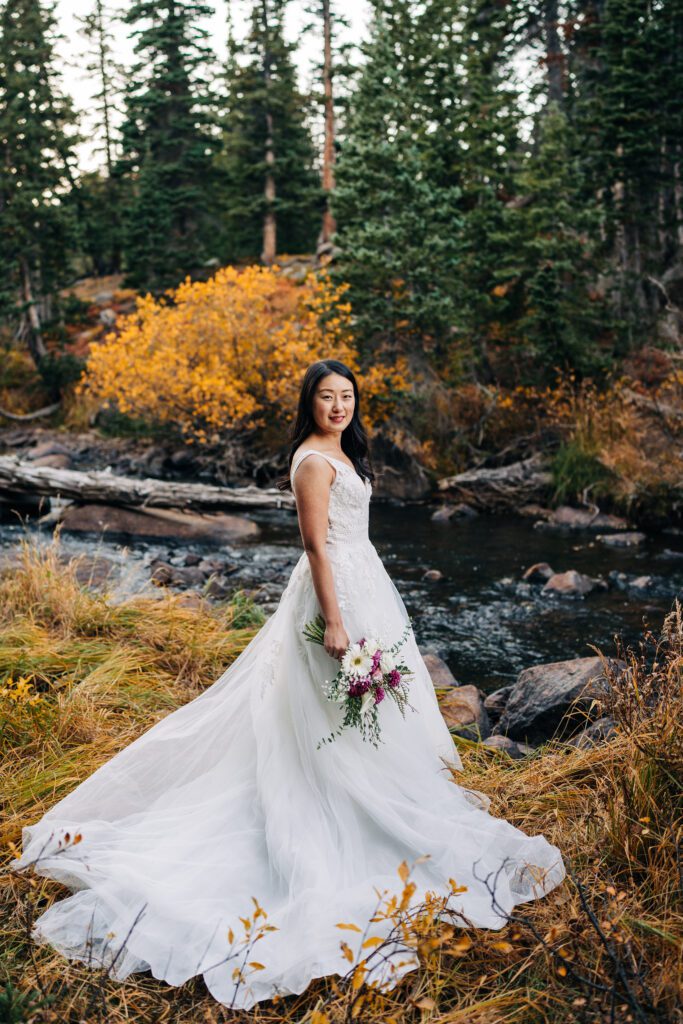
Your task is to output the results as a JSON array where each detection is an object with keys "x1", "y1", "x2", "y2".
[{"x1": 12, "y1": 358, "x2": 566, "y2": 1010}]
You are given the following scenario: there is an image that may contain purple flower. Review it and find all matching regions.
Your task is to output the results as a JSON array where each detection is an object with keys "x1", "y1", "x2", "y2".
[
  {"x1": 371, "y1": 649, "x2": 382, "y2": 669},
  {"x1": 388, "y1": 669, "x2": 401, "y2": 688},
  {"x1": 374, "y1": 685, "x2": 385, "y2": 704}
]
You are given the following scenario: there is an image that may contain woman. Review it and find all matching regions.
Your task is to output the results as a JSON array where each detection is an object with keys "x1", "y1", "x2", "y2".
[{"x1": 13, "y1": 358, "x2": 566, "y2": 1010}]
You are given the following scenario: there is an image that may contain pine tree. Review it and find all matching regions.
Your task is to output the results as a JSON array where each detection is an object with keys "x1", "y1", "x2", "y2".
[
  {"x1": 215, "y1": 0, "x2": 322, "y2": 263},
  {"x1": 495, "y1": 102, "x2": 610, "y2": 379},
  {"x1": 332, "y1": 0, "x2": 463, "y2": 363},
  {"x1": 432, "y1": 0, "x2": 521, "y2": 381},
  {"x1": 0, "y1": 0, "x2": 80, "y2": 365},
  {"x1": 117, "y1": 0, "x2": 220, "y2": 291},
  {"x1": 76, "y1": 0, "x2": 126, "y2": 273}
]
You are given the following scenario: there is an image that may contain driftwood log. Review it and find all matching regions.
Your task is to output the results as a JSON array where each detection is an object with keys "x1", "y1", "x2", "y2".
[
  {"x1": 437, "y1": 454, "x2": 553, "y2": 511},
  {"x1": 0, "y1": 456, "x2": 295, "y2": 511}
]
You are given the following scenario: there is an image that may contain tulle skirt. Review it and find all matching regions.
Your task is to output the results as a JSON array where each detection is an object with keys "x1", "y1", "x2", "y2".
[{"x1": 12, "y1": 538, "x2": 566, "y2": 1009}]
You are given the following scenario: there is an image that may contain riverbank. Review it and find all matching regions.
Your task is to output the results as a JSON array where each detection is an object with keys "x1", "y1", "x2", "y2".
[{"x1": 1, "y1": 543, "x2": 681, "y2": 1022}]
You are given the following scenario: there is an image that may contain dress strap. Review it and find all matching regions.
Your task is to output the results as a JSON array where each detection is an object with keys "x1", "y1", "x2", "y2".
[{"x1": 290, "y1": 449, "x2": 342, "y2": 484}]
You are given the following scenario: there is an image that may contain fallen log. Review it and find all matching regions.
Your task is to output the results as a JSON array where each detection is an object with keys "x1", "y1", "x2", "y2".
[
  {"x1": 0, "y1": 455, "x2": 294, "y2": 511},
  {"x1": 437, "y1": 454, "x2": 553, "y2": 511}
]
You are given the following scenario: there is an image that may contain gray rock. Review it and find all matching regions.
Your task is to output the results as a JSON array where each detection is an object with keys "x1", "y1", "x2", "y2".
[
  {"x1": 482, "y1": 734, "x2": 526, "y2": 758},
  {"x1": 31, "y1": 453, "x2": 73, "y2": 469},
  {"x1": 597, "y1": 531, "x2": 646, "y2": 548},
  {"x1": 60, "y1": 504, "x2": 259, "y2": 543},
  {"x1": 483, "y1": 685, "x2": 512, "y2": 722},
  {"x1": 542, "y1": 569, "x2": 605, "y2": 598},
  {"x1": 99, "y1": 308, "x2": 117, "y2": 327},
  {"x1": 439, "y1": 684, "x2": 490, "y2": 740},
  {"x1": 150, "y1": 561, "x2": 207, "y2": 588},
  {"x1": 566, "y1": 716, "x2": 617, "y2": 749},
  {"x1": 27, "y1": 440, "x2": 72, "y2": 460},
  {"x1": 422, "y1": 652, "x2": 458, "y2": 689},
  {"x1": 537, "y1": 506, "x2": 631, "y2": 532},
  {"x1": 522, "y1": 561, "x2": 555, "y2": 583},
  {"x1": 497, "y1": 655, "x2": 623, "y2": 744},
  {"x1": 431, "y1": 502, "x2": 478, "y2": 521}
]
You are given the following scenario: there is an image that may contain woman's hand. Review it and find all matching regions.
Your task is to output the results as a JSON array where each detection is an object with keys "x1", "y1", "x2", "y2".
[{"x1": 324, "y1": 621, "x2": 349, "y2": 661}]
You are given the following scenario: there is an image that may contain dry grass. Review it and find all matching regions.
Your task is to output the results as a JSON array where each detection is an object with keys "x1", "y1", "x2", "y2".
[{"x1": 0, "y1": 541, "x2": 681, "y2": 1024}]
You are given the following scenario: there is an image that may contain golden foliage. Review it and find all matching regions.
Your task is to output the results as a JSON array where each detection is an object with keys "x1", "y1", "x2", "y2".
[{"x1": 78, "y1": 265, "x2": 409, "y2": 443}]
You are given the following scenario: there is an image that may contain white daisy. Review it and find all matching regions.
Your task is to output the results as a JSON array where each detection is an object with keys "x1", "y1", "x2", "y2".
[{"x1": 341, "y1": 644, "x2": 372, "y2": 677}]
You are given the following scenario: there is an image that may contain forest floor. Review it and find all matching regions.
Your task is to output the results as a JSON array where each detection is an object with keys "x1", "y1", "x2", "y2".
[{"x1": 1, "y1": 540, "x2": 681, "y2": 1024}]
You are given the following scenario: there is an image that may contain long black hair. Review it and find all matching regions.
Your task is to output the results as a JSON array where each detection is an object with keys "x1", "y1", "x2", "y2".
[{"x1": 276, "y1": 359, "x2": 375, "y2": 491}]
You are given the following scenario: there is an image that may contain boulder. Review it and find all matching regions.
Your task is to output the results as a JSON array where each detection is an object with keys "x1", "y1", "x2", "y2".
[
  {"x1": 150, "y1": 561, "x2": 207, "y2": 588},
  {"x1": 31, "y1": 453, "x2": 73, "y2": 469},
  {"x1": 422, "y1": 652, "x2": 458, "y2": 690},
  {"x1": 522, "y1": 561, "x2": 555, "y2": 583},
  {"x1": 63, "y1": 554, "x2": 116, "y2": 589},
  {"x1": 497, "y1": 655, "x2": 623, "y2": 744},
  {"x1": 439, "y1": 684, "x2": 490, "y2": 740},
  {"x1": 537, "y1": 506, "x2": 631, "y2": 532},
  {"x1": 566, "y1": 716, "x2": 618, "y2": 750},
  {"x1": 60, "y1": 503, "x2": 259, "y2": 543},
  {"x1": 482, "y1": 735, "x2": 527, "y2": 759},
  {"x1": 483, "y1": 685, "x2": 512, "y2": 722},
  {"x1": 431, "y1": 503, "x2": 478, "y2": 521},
  {"x1": 597, "y1": 531, "x2": 646, "y2": 548},
  {"x1": 542, "y1": 569, "x2": 605, "y2": 598}
]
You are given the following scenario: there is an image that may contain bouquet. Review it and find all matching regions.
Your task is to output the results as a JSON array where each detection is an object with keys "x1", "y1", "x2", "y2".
[{"x1": 302, "y1": 613, "x2": 416, "y2": 749}]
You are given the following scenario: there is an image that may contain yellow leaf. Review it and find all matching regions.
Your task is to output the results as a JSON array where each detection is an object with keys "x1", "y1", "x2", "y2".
[
  {"x1": 351, "y1": 964, "x2": 366, "y2": 990},
  {"x1": 398, "y1": 860, "x2": 410, "y2": 883},
  {"x1": 557, "y1": 964, "x2": 568, "y2": 977},
  {"x1": 491, "y1": 941, "x2": 514, "y2": 954},
  {"x1": 310, "y1": 1013, "x2": 330, "y2": 1024},
  {"x1": 336, "y1": 922, "x2": 362, "y2": 932},
  {"x1": 448, "y1": 936, "x2": 473, "y2": 955},
  {"x1": 227, "y1": 928, "x2": 235, "y2": 944},
  {"x1": 248, "y1": 961, "x2": 265, "y2": 970},
  {"x1": 361, "y1": 936, "x2": 384, "y2": 949},
  {"x1": 413, "y1": 996, "x2": 436, "y2": 1009}
]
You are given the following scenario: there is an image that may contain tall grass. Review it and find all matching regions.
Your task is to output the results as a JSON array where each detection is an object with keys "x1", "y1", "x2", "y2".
[{"x1": 1, "y1": 540, "x2": 681, "y2": 1023}]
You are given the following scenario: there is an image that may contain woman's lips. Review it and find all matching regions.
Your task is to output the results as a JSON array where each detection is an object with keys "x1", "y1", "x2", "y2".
[{"x1": 330, "y1": 416, "x2": 345, "y2": 422}]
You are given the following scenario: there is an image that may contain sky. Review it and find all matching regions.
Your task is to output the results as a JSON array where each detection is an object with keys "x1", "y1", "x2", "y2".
[{"x1": 55, "y1": 0, "x2": 371, "y2": 171}]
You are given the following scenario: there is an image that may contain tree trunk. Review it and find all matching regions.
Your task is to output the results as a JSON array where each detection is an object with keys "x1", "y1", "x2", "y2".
[
  {"x1": 544, "y1": 0, "x2": 564, "y2": 105},
  {"x1": 260, "y1": 0, "x2": 277, "y2": 265},
  {"x1": 19, "y1": 257, "x2": 47, "y2": 367},
  {"x1": 318, "y1": 0, "x2": 337, "y2": 249}
]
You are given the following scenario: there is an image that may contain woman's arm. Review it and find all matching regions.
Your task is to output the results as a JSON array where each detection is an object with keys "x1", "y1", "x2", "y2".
[{"x1": 292, "y1": 457, "x2": 350, "y2": 660}]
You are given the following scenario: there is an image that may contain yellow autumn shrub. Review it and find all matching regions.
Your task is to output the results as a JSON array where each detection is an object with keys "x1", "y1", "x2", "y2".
[{"x1": 78, "y1": 265, "x2": 409, "y2": 443}]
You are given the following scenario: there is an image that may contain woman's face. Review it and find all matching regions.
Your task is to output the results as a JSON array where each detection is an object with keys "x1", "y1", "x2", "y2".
[{"x1": 311, "y1": 372, "x2": 355, "y2": 436}]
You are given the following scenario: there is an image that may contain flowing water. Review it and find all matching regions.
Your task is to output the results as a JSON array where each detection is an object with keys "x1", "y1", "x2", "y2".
[{"x1": 1, "y1": 501, "x2": 680, "y2": 693}]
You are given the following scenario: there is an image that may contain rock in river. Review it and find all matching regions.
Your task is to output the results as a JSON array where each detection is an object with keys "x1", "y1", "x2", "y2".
[
  {"x1": 496, "y1": 655, "x2": 623, "y2": 744},
  {"x1": 439, "y1": 684, "x2": 490, "y2": 740},
  {"x1": 60, "y1": 503, "x2": 259, "y2": 543},
  {"x1": 542, "y1": 569, "x2": 606, "y2": 598}
]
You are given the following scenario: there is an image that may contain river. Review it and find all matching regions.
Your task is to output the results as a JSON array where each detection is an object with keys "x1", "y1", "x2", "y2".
[{"x1": 4, "y1": 499, "x2": 678, "y2": 694}]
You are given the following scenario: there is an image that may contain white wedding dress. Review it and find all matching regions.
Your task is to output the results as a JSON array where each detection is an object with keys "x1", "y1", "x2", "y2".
[{"x1": 13, "y1": 448, "x2": 566, "y2": 1009}]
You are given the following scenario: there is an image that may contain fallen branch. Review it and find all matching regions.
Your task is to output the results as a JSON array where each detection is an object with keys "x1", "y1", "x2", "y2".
[
  {"x1": 0, "y1": 401, "x2": 61, "y2": 422},
  {"x1": 0, "y1": 455, "x2": 294, "y2": 511}
]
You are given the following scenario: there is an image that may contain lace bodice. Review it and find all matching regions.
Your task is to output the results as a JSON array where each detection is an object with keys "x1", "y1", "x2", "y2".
[{"x1": 290, "y1": 449, "x2": 372, "y2": 546}]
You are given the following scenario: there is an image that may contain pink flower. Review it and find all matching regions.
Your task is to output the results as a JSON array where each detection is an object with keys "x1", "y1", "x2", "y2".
[
  {"x1": 374, "y1": 685, "x2": 385, "y2": 704},
  {"x1": 388, "y1": 669, "x2": 401, "y2": 688}
]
